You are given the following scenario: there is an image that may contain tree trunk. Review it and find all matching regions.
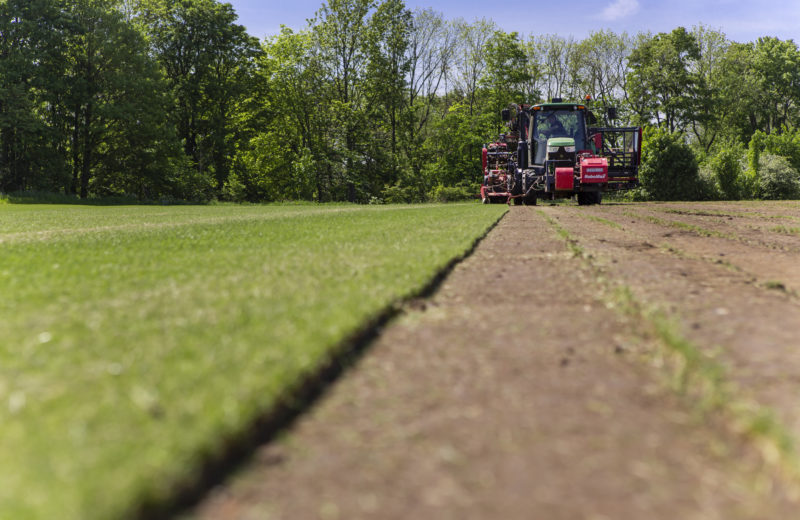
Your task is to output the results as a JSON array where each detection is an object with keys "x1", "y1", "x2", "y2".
[
  {"x1": 80, "y1": 102, "x2": 92, "y2": 199},
  {"x1": 71, "y1": 107, "x2": 81, "y2": 195}
]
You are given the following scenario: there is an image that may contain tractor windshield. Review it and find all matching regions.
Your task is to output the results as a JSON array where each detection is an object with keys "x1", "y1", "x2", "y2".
[{"x1": 532, "y1": 109, "x2": 586, "y2": 164}]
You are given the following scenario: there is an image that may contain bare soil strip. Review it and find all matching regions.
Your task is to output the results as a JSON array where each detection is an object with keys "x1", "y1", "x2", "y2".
[
  {"x1": 191, "y1": 206, "x2": 794, "y2": 520},
  {"x1": 579, "y1": 204, "x2": 800, "y2": 294},
  {"x1": 654, "y1": 201, "x2": 800, "y2": 221},
  {"x1": 551, "y1": 205, "x2": 800, "y2": 448},
  {"x1": 621, "y1": 203, "x2": 800, "y2": 254}
]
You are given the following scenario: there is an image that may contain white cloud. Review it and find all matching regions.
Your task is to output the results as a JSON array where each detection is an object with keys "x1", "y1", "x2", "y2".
[{"x1": 600, "y1": 0, "x2": 640, "y2": 21}]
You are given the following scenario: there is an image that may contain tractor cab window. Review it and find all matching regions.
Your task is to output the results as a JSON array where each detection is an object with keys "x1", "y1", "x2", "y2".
[{"x1": 532, "y1": 109, "x2": 586, "y2": 164}]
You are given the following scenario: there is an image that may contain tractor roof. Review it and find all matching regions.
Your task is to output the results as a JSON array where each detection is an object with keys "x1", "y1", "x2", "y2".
[{"x1": 531, "y1": 102, "x2": 587, "y2": 111}]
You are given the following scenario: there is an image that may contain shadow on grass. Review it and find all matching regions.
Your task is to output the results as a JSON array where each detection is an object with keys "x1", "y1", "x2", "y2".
[
  {"x1": 1, "y1": 191, "x2": 157, "y2": 206},
  {"x1": 0, "y1": 191, "x2": 389, "y2": 207}
]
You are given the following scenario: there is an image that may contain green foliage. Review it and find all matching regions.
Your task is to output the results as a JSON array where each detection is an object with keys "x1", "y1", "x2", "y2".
[
  {"x1": 757, "y1": 154, "x2": 800, "y2": 200},
  {"x1": 481, "y1": 31, "x2": 531, "y2": 115},
  {"x1": 744, "y1": 130, "x2": 800, "y2": 199},
  {"x1": 705, "y1": 146, "x2": 745, "y2": 199},
  {"x1": 428, "y1": 183, "x2": 477, "y2": 202},
  {"x1": 751, "y1": 38, "x2": 800, "y2": 134},
  {"x1": 141, "y1": 0, "x2": 261, "y2": 191},
  {"x1": 747, "y1": 130, "x2": 766, "y2": 177},
  {"x1": 1, "y1": 2, "x2": 799, "y2": 203},
  {"x1": 381, "y1": 182, "x2": 423, "y2": 203},
  {"x1": 571, "y1": 30, "x2": 631, "y2": 125},
  {"x1": 627, "y1": 27, "x2": 701, "y2": 133},
  {"x1": 0, "y1": 202, "x2": 506, "y2": 518},
  {"x1": 422, "y1": 101, "x2": 493, "y2": 188},
  {"x1": 761, "y1": 129, "x2": 800, "y2": 172},
  {"x1": 0, "y1": 0, "x2": 186, "y2": 199},
  {"x1": 639, "y1": 127, "x2": 702, "y2": 200}
]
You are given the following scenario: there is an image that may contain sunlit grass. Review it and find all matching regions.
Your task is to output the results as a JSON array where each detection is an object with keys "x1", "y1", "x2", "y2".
[{"x1": 0, "y1": 202, "x2": 506, "y2": 519}]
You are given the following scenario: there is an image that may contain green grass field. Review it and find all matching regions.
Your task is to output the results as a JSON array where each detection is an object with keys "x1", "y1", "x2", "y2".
[{"x1": 0, "y1": 202, "x2": 506, "y2": 519}]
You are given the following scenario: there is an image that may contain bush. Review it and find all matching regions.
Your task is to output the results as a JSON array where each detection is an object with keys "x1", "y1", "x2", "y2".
[
  {"x1": 759, "y1": 128, "x2": 800, "y2": 172},
  {"x1": 639, "y1": 127, "x2": 702, "y2": 200},
  {"x1": 428, "y1": 183, "x2": 476, "y2": 202},
  {"x1": 381, "y1": 183, "x2": 423, "y2": 204},
  {"x1": 696, "y1": 168, "x2": 722, "y2": 200},
  {"x1": 758, "y1": 154, "x2": 800, "y2": 200},
  {"x1": 705, "y1": 147, "x2": 745, "y2": 200},
  {"x1": 221, "y1": 172, "x2": 247, "y2": 202},
  {"x1": 618, "y1": 187, "x2": 651, "y2": 202}
]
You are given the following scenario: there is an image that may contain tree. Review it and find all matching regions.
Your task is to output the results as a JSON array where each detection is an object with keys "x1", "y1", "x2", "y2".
[
  {"x1": 141, "y1": 0, "x2": 261, "y2": 193},
  {"x1": 627, "y1": 27, "x2": 701, "y2": 133},
  {"x1": 402, "y1": 8, "x2": 454, "y2": 195},
  {"x1": 63, "y1": 0, "x2": 181, "y2": 198},
  {"x1": 481, "y1": 31, "x2": 531, "y2": 115},
  {"x1": 0, "y1": 0, "x2": 70, "y2": 192},
  {"x1": 574, "y1": 30, "x2": 631, "y2": 125},
  {"x1": 312, "y1": 0, "x2": 375, "y2": 200},
  {"x1": 365, "y1": 0, "x2": 412, "y2": 189},
  {"x1": 0, "y1": 0, "x2": 181, "y2": 198},
  {"x1": 451, "y1": 18, "x2": 496, "y2": 115},
  {"x1": 751, "y1": 37, "x2": 800, "y2": 134},
  {"x1": 231, "y1": 28, "x2": 322, "y2": 202},
  {"x1": 405, "y1": 9, "x2": 452, "y2": 139},
  {"x1": 533, "y1": 34, "x2": 580, "y2": 102},
  {"x1": 688, "y1": 25, "x2": 729, "y2": 152},
  {"x1": 706, "y1": 146, "x2": 743, "y2": 200}
]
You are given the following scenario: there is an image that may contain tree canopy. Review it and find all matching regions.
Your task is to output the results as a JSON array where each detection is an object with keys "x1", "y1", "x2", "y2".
[{"x1": 1, "y1": 0, "x2": 799, "y2": 202}]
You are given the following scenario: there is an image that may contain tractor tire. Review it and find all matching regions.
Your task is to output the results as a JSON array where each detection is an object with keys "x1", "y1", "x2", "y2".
[
  {"x1": 511, "y1": 171, "x2": 523, "y2": 196},
  {"x1": 524, "y1": 194, "x2": 537, "y2": 206},
  {"x1": 577, "y1": 192, "x2": 601, "y2": 205}
]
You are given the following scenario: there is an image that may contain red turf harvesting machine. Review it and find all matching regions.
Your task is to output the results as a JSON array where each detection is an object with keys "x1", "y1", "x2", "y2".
[{"x1": 481, "y1": 98, "x2": 641, "y2": 205}]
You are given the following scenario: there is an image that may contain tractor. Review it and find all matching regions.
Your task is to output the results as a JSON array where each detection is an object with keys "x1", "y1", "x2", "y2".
[
  {"x1": 480, "y1": 137, "x2": 516, "y2": 204},
  {"x1": 481, "y1": 98, "x2": 641, "y2": 205}
]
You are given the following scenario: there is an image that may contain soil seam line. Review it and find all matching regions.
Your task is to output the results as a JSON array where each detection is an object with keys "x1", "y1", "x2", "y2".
[
  {"x1": 538, "y1": 208, "x2": 800, "y2": 497},
  {"x1": 129, "y1": 208, "x2": 510, "y2": 520},
  {"x1": 570, "y1": 211, "x2": 800, "y2": 301},
  {"x1": 622, "y1": 208, "x2": 800, "y2": 253},
  {"x1": 657, "y1": 207, "x2": 800, "y2": 223}
]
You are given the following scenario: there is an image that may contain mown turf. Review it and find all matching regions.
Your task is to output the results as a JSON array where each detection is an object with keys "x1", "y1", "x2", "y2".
[{"x1": 0, "y1": 203, "x2": 506, "y2": 519}]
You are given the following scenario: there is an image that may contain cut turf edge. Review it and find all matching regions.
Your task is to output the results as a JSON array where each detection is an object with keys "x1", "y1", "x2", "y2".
[{"x1": 129, "y1": 208, "x2": 509, "y2": 520}]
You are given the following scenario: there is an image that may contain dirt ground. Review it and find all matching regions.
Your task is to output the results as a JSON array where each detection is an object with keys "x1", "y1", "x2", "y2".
[{"x1": 190, "y1": 202, "x2": 800, "y2": 520}]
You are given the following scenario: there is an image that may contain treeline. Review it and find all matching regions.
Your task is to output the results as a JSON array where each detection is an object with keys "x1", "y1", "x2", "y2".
[{"x1": 1, "y1": 0, "x2": 799, "y2": 202}]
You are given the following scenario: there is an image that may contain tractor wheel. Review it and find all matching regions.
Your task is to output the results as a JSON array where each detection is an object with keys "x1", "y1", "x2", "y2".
[
  {"x1": 511, "y1": 172, "x2": 523, "y2": 196},
  {"x1": 524, "y1": 194, "x2": 537, "y2": 206},
  {"x1": 577, "y1": 192, "x2": 601, "y2": 206},
  {"x1": 578, "y1": 191, "x2": 600, "y2": 206}
]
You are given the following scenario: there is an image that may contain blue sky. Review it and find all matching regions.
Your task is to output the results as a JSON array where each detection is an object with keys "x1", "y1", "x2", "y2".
[{"x1": 228, "y1": 0, "x2": 799, "y2": 43}]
